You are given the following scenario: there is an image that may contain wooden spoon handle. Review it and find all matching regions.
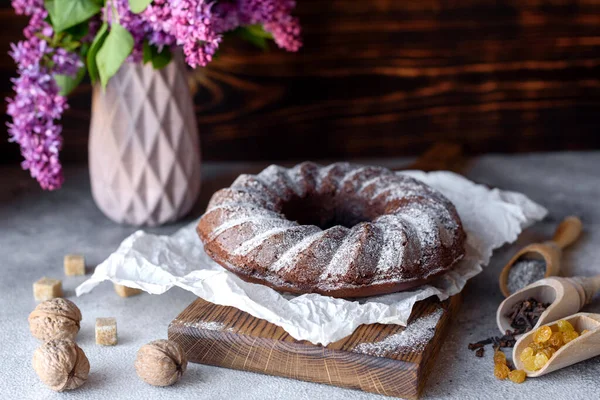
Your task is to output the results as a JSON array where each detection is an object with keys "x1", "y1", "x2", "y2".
[
  {"x1": 570, "y1": 275, "x2": 600, "y2": 305},
  {"x1": 552, "y1": 216, "x2": 583, "y2": 249}
]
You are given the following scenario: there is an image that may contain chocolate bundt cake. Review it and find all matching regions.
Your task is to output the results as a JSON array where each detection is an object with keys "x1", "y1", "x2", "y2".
[{"x1": 197, "y1": 162, "x2": 466, "y2": 298}]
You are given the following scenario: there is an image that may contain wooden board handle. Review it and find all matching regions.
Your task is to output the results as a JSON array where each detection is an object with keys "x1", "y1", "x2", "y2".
[
  {"x1": 570, "y1": 275, "x2": 600, "y2": 305},
  {"x1": 404, "y1": 142, "x2": 465, "y2": 173},
  {"x1": 552, "y1": 216, "x2": 583, "y2": 249}
]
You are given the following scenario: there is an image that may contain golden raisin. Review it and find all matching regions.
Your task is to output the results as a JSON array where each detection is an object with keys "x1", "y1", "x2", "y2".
[
  {"x1": 494, "y1": 363, "x2": 510, "y2": 380},
  {"x1": 557, "y1": 320, "x2": 574, "y2": 332},
  {"x1": 523, "y1": 355, "x2": 537, "y2": 371},
  {"x1": 562, "y1": 330, "x2": 579, "y2": 344},
  {"x1": 528, "y1": 342, "x2": 544, "y2": 353},
  {"x1": 549, "y1": 332, "x2": 563, "y2": 348},
  {"x1": 539, "y1": 347, "x2": 555, "y2": 360},
  {"x1": 533, "y1": 326, "x2": 553, "y2": 343},
  {"x1": 520, "y1": 346, "x2": 534, "y2": 361},
  {"x1": 509, "y1": 369, "x2": 527, "y2": 384},
  {"x1": 534, "y1": 352, "x2": 549, "y2": 370},
  {"x1": 494, "y1": 351, "x2": 507, "y2": 365}
]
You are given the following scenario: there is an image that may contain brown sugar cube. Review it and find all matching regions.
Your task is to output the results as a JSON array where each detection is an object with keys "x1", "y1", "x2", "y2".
[
  {"x1": 64, "y1": 254, "x2": 85, "y2": 276},
  {"x1": 114, "y1": 283, "x2": 142, "y2": 298},
  {"x1": 33, "y1": 277, "x2": 63, "y2": 301},
  {"x1": 95, "y1": 317, "x2": 117, "y2": 346}
]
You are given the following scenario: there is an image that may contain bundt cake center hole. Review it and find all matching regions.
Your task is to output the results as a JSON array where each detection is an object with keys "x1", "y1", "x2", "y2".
[{"x1": 280, "y1": 195, "x2": 374, "y2": 229}]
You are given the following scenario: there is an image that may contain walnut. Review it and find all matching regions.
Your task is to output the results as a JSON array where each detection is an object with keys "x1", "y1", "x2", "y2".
[
  {"x1": 28, "y1": 298, "x2": 82, "y2": 341},
  {"x1": 32, "y1": 339, "x2": 90, "y2": 392},
  {"x1": 135, "y1": 339, "x2": 187, "y2": 386}
]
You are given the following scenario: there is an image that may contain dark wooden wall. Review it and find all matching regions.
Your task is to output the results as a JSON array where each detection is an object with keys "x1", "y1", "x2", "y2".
[{"x1": 1, "y1": 1, "x2": 600, "y2": 164}]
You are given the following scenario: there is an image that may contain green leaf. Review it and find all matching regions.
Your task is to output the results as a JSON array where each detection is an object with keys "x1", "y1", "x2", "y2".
[
  {"x1": 45, "y1": 0, "x2": 102, "y2": 33},
  {"x1": 236, "y1": 27, "x2": 269, "y2": 50},
  {"x1": 142, "y1": 41, "x2": 153, "y2": 64},
  {"x1": 55, "y1": 65, "x2": 86, "y2": 96},
  {"x1": 80, "y1": 42, "x2": 91, "y2": 58},
  {"x1": 86, "y1": 23, "x2": 109, "y2": 85},
  {"x1": 63, "y1": 21, "x2": 90, "y2": 41},
  {"x1": 142, "y1": 41, "x2": 172, "y2": 69},
  {"x1": 128, "y1": 0, "x2": 153, "y2": 14},
  {"x1": 96, "y1": 23, "x2": 134, "y2": 88},
  {"x1": 234, "y1": 25, "x2": 274, "y2": 50},
  {"x1": 62, "y1": 40, "x2": 82, "y2": 52},
  {"x1": 151, "y1": 47, "x2": 171, "y2": 69},
  {"x1": 245, "y1": 24, "x2": 274, "y2": 39}
]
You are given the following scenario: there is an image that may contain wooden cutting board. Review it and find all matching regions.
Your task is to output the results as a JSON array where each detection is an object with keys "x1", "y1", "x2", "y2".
[
  {"x1": 169, "y1": 295, "x2": 459, "y2": 399},
  {"x1": 168, "y1": 143, "x2": 467, "y2": 399}
]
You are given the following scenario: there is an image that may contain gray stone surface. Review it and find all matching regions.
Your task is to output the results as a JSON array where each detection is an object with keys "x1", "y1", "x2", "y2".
[{"x1": 1, "y1": 153, "x2": 599, "y2": 399}]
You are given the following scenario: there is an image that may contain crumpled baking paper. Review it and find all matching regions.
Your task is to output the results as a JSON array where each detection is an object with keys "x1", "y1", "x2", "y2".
[{"x1": 76, "y1": 171, "x2": 547, "y2": 345}]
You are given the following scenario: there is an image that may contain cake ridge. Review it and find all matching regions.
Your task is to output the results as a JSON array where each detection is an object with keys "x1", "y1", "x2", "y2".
[
  {"x1": 336, "y1": 165, "x2": 371, "y2": 190},
  {"x1": 209, "y1": 216, "x2": 295, "y2": 241},
  {"x1": 269, "y1": 229, "x2": 336, "y2": 273},
  {"x1": 319, "y1": 222, "x2": 380, "y2": 280},
  {"x1": 373, "y1": 216, "x2": 407, "y2": 275},
  {"x1": 233, "y1": 226, "x2": 295, "y2": 256}
]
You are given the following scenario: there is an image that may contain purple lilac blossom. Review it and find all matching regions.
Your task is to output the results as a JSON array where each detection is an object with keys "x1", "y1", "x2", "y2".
[
  {"x1": 264, "y1": 15, "x2": 301, "y2": 51},
  {"x1": 10, "y1": 0, "x2": 43, "y2": 16},
  {"x1": 214, "y1": 0, "x2": 302, "y2": 51},
  {"x1": 6, "y1": 0, "x2": 82, "y2": 189},
  {"x1": 142, "y1": 0, "x2": 221, "y2": 68},
  {"x1": 7, "y1": 49, "x2": 67, "y2": 190}
]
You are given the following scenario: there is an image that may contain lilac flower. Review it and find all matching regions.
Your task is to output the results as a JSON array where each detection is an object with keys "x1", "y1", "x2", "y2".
[
  {"x1": 143, "y1": 0, "x2": 221, "y2": 67},
  {"x1": 6, "y1": 1, "x2": 82, "y2": 190},
  {"x1": 239, "y1": 0, "x2": 296, "y2": 24},
  {"x1": 214, "y1": 0, "x2": 302, "y2": 52},
  {"x1": 7, "y1": 65, "x2": 67, "y2": 190},
  {"x1": 52, "y1": 48, "x2": 83, "y2": 76},
  {"x1": 241, "y1": 0, "x2": 301, "y2": 51},
  {"x1": 212, "y1": 2, "x2": 241, "y2": 33},
  {"x1": 265, "y1": 15, "x2": 301, "y2": 51},
  {"x1": 10, "y1": 0, "x2": 44, "y2": 16},
  {"x1": 9, "y1": 40, "x2": 47, "y2": 71}
]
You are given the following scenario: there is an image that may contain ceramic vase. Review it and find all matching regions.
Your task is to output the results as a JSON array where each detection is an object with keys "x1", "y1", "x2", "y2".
[{"x1": 88, "y1": 55, "x2": 201, "y2": 226}]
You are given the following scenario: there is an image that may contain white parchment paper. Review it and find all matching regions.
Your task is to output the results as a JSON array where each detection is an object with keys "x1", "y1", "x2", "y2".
[{"x1": 76, "y1": 171, "x2": 547, "y2": 345}]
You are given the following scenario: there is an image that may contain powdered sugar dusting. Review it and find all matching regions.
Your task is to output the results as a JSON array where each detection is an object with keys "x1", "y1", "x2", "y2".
[
  {"x1": 209, "y1": 216, "x2": 295, "y2": 240},
  {"x1": 314, "y1": 163, "x2": 348, "y2": 192},
  {"x1": 397, "y1": 204, "x2": 440, "y2": 249},
  {"x1": 176, "y1": 320, "x2": 234, "y2": 332},
  {"x1": 352, "y1": 308, "x2": 444, "y2": 357},
  {"x1": 269, "y1": 230, "x2": 330, "y2": 272},
  {"x1": 257, "y1": 165, "x2": 304, "y2": 199},
  {"x1": 234, "y1": 227, "x2": 293, "y2": 256},
  {"x1": 314, "y1": 163, "x2": 335, "y2": 190},
  {"x1": 373, "y1": 216, "x2": 406, "y2": 274},
  {"x1": 337, "y1": 166, "x2": 370, "y2": 188},
  {"x1": 320, "y1": 230, "x2": 363, "y2": 278}
]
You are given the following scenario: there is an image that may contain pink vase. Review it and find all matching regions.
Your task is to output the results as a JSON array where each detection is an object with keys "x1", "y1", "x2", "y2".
[{"x1": 88, "y1": 55, "x2": 201, "y2": 226}]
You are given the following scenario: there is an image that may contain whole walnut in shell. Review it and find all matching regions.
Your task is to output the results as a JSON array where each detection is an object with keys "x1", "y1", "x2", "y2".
[
  {"x1": 135, "y1": 339, "x2": 187, "y2": 386},
  {"x1": 32, "y1": 339, "x2": 90, "y2": 392},
  {"x1": 28, "y1": 298, "x2": 82, "y2": 341}
]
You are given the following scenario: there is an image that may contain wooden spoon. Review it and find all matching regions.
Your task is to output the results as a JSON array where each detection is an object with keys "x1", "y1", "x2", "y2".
[
  {"x1": 499, "y1": 216, "x2": 583, "y2": 297},
  {"x1": 512, "y1": 312, "x2": 600, "y2": 377},
  {"x1": 497, "y1": 275, "x2": 600, "y2": 334}
]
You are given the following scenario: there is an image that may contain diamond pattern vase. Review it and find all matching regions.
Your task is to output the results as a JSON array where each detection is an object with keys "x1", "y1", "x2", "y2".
[{"x1": 89, "y1": 55, "x2": 201, "y2": 226}]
